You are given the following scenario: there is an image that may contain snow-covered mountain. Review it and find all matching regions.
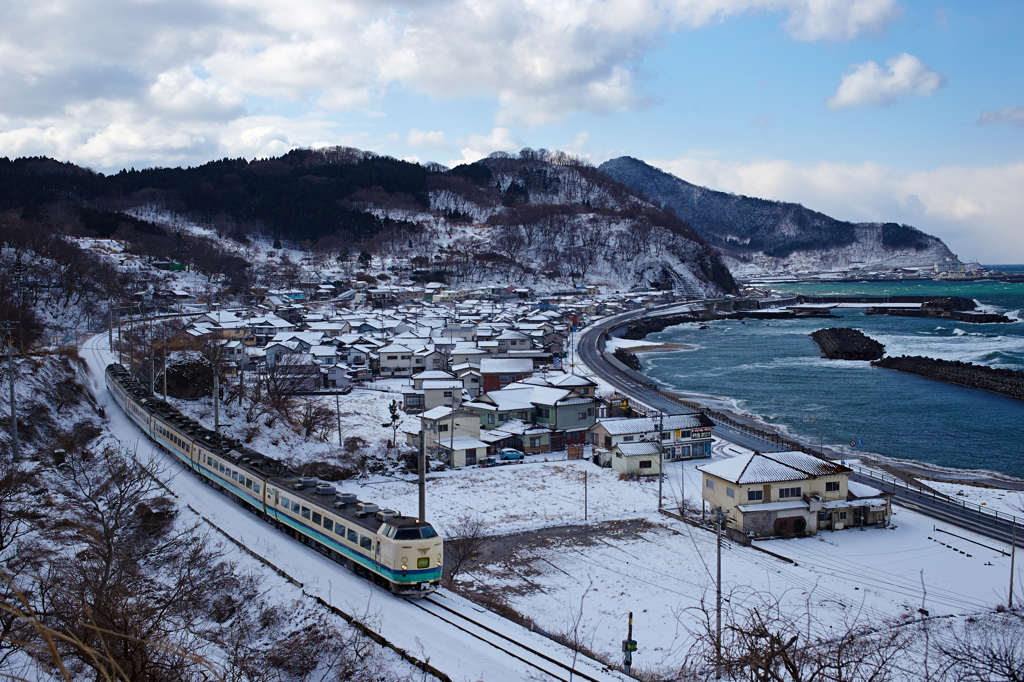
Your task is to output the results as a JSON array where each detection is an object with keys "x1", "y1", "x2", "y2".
[{"x1": 598, "y1": 156, "x2": 955, "y2": 275}]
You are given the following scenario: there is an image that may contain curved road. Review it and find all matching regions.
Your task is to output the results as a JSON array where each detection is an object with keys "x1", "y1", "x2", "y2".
[{"x1": 576, "y1": 308, "x2": 1024, "y2": 550}]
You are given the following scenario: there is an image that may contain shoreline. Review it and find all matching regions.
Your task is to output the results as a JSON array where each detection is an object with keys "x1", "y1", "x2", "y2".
[{"x1": 655, "y1": 387, "x2": 1024, "y2": 491}]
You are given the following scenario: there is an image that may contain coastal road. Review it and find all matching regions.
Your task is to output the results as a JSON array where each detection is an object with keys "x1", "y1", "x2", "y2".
[{"x1": 577, "y1": 310, "x2": 1024, "y2": 550}]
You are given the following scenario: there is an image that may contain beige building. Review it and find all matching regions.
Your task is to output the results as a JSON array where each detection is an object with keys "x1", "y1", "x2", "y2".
[
  {"x1": 698, "y1": 451, "x2": 891, "y2": 537},
  {"x1": 609, "y1": 442, "x2": 662, "y2": 476}
]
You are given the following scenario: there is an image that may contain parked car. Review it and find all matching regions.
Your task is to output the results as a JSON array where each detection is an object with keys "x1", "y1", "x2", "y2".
[{"x1": 498, "y1": 448, "x2": 525, "y2": 462}]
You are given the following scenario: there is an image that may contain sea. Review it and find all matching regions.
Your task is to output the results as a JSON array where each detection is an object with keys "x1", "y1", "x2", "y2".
[{"x1": 640, "y1": 266, "x2": 1024, "y2": 479}]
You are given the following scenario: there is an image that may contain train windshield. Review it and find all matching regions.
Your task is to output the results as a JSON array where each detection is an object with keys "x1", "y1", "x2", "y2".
[{"x1": 393, "y1": 526, "x2": 439, "y2": 540}]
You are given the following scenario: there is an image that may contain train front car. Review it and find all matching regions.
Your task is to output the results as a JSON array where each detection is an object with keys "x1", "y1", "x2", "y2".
[{"x1": 379, "y1": 513, "x2": 443, "y2": 596}]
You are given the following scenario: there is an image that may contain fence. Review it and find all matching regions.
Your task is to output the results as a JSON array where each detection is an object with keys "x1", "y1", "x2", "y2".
[{"x1": 850, "y1": 464, "x2": 1022, "y2": 527}]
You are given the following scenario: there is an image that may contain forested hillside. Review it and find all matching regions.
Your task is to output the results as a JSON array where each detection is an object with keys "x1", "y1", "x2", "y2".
[
  {"x1": 0, "y1": 148, "x2": 737, "y2": 295},
  {"x1": 599, "y1": 156, "x2": 955, "y2": 274}
]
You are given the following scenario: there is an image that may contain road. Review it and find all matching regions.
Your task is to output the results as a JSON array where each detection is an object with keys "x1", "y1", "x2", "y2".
[{"x1": 576, "y1": 309, "x2": 1024, "y2": 550}]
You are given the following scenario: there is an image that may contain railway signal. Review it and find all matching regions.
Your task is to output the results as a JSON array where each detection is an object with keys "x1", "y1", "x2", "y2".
[{"x1": 622, "y1": 611, "x2": 637, "y2": 675}]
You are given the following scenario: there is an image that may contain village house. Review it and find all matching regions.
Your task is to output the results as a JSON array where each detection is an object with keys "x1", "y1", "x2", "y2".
[
  {"x1": 697, "y1": 451, "x2": 892, "y2": 537},
  {"x1": 479, "y1": 357, "x2": 534, "y2": 392},
  {"x1": 609, "y1": 442, "x2": 663, "y2": 476},
  {"x1": 590, "y1": 414, "x2": 714, "y2": 462}
]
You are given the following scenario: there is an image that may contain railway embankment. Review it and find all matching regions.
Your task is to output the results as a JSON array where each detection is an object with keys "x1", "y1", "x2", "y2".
[
  {"x1": 810, "y1": 328, "x2": 885, "y2": 361},
  {"x1": 871, "y1": 356, "x2": 1024, "y2": 401}
]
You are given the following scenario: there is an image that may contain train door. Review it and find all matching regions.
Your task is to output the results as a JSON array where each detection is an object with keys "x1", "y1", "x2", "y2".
[{"x1": 374, "y1": 537, "x2": 381, "y2": 573}]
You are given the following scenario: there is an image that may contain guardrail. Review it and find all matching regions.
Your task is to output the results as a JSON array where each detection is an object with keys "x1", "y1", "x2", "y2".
[{"x1": 850, "y1": 465, "x2": 1022, "y2": 527}]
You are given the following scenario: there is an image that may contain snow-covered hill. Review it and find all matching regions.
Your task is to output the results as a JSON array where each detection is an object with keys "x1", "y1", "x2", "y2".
[{"x1": 599, "y1": 156, "x2": 956, "y2": 275}]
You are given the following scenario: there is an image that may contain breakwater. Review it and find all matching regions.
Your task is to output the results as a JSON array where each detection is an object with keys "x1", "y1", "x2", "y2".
[
  {"x1": 622, "y1": 315, "x2": 696, "y2": 340},
  {"x1": 810, "y1": 328, "x2": 885, "y2": 361},
  {"x1": 863, "y1": 297, "x2": 1011, "y2": 324},
  {"x1": 871, "y1": 356, "x2": 1024, "y2": 401}
]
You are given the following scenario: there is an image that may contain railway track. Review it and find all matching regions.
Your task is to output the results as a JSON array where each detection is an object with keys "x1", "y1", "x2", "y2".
[{"x1": 408, "y1": 594, "x2": 623, "y2": 682}]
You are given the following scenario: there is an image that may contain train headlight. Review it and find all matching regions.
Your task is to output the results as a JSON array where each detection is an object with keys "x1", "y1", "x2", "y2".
[
  {"x1": 401, "y1": 563, "x2": 407, "y2": 570},
  {"x1": 436, "y1": 559, "x2": 441, "y2": 567}
]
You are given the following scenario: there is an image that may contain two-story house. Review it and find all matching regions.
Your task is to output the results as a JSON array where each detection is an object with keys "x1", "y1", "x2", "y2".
[
  {"x1": 590, "y1": 414, "x2": 714, "y2": 461},
  {"x1": 697, "y1": 451, "x2": 891, "y2": 537},
  {"x1": 479, "y1": 358, "x2": 534, "y2": 392}
]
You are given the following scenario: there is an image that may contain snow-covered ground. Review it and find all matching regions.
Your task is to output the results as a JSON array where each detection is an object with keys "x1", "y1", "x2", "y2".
[{"x1": 79, "y1": 332, "x2": 1023, "y2": 678}]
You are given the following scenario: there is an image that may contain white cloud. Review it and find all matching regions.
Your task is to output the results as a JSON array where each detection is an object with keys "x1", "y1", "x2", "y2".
[
  {"x1": 977, "y1": 106, "x2": 1024, "y2": 128},
  {"x1": 451, "y1": 127, "x2": 519, "y2": 166},
  {"x1": 781, "y1": 0, "x2": 901, "y2": 42},
  {"x1": 650, "y1": 154, "x2": 1024, "y2": 262},
  {"x1": 407, "y1": 129, "x2": 447, "y2": 148},
  {"x1": 0, "y1": 0, "x2": 909, "y2": 169},
  {"x1": 827, "y1": 53, "x2": 945, "y2": 110}
]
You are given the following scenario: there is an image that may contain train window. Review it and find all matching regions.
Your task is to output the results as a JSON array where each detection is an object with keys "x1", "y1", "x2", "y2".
[
  {"x1": 219, "y1": 463, "x2": 225, "y2": 473},
  {"x1": 323, "y1": 518, "x2": 333, "y2": 532},
  {"x1": 246, "y1": 479, "x2": 253, "y2": 490},
  {"x1": 291, "y1": 501, "x2": 300, "y2": 513},
  {"x1": 347, "y1": 529, "x2": 358, "y2": 543},
  {"x1": 281, "y1": 496, "x2": 290, "y2": 509},
  {"x1": 254, "y1": 483, "x2": 260, "y2": 494},
  {"x1": 312, "y1": 512, "x2": 322, "y2": 525},
  {"x1": 231, "y1": 471, "x2": 238, "y2": 482},
  {"x1": 394, "y1": 529, "x2": 421, "y2": 540},
  {"x1": 334, "y1": 523, "x2": 344, "y2": 536},
  {"x1": 359, "y1": 535, "x2": 372, "y2": 550},
  {"x1": 301, "y1": 507, "x2": 310, "y2": 520}
]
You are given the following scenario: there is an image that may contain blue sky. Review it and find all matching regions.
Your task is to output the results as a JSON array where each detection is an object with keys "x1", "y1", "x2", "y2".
[{"x1": 1, "y1": 0, "x2": 1022, "y2": 260}]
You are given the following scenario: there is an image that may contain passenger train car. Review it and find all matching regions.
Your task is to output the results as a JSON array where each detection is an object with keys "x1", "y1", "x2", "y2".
[{"x1": 105, "y1": 363, "x2": 442, "y2": 596}]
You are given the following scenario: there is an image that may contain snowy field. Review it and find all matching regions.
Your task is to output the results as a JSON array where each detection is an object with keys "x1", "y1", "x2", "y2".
[{"x1": 79, "y1": 333, "x2": 1022, "y2": 677}]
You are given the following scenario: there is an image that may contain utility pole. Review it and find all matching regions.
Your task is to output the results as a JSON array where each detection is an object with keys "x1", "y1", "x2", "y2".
[
  {"x1": 418, "y1": 429, "x2": 426, "y2": 521},
  {"x1": 658, "y1": 410, "x2": 665, "y2": 510},
  {"x1": 213, "y1": 372, "x2": 220, "y2": 436},
  {"x1": 2, "y1": 322, "x2": 20, "y2": 462},
  {"x1": 1007, "y1": 518, "x2": 1015, "y2": 606},
  {"x1": 709, "y1": 508, "x2": 730, "y2": 680},
  {"x1": 336, "y1": 393, "x2": 344, "y2": 447},
  {"x1": 584, "y1": 469, "x2": 588, "y2": 521},
  {"x1": 163, "y1": 338, "x2": 168, "y2": 401}
]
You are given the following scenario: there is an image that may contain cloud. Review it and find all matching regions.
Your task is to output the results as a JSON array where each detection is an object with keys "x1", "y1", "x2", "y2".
[
  {"x1": 0, "y1": 1, "x2": 909, "y2": 170},
  {"x1": 407, "y1": 129, "x2": 447, "y2": 148},
  {"x1": 781, "y1": 0, "x2": 901, "y2": 41},
  {"x1": 827, "y1": 53, "x2": 945, "y2": 110},
  {"x1": 451, "y1": 127, "x2": 519, "y2": 166},
  {"x1": 650, "y1": 154, "x2": 1024, "y2": 262},
  {"x1": 977, "y1": 106, "x2": 1024, "y2": 128}
]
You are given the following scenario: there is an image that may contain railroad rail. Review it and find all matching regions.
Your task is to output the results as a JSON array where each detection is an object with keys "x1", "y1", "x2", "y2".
[{"x1": 408, "y1": 595, "x2": 624, "y2": 682}]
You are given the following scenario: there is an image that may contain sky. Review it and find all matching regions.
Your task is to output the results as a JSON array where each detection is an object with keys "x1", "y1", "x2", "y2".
[{"x1": 1, "y1": 0, "x2": 1022, "y2": 262}]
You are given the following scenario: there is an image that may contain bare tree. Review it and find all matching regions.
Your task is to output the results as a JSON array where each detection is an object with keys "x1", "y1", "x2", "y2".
[
  {"x1": 938, "y1": 611, "x2": 1024, "y2": 682},
  {"x1": 38, "y1": 445, "x2": 236, "y2": 681},
  {"x1": 681, "y1": 586, "x2": 910, "y2": 682},
  {"x1": 441, "y1": 512, "x2": 489, "y2": 587}
]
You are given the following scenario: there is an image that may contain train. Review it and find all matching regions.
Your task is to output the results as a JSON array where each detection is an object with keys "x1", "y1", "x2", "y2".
[{"x1": 104, "y1": 363, "x2": 442, "y2": 596}]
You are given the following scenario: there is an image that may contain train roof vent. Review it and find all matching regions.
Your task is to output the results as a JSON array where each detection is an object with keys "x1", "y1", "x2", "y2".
[
  {"x1": 355, "y1": 502, "x2": 378, "y2": 517},
  {"x1": 375, "y1": 509, "x2": 397, "y2": 521},
  {"x1": 335, "y1": 493, "x2": 358, "y2": 507},
  {"x1": 294, "y1": 477, "x2": 318, "y2": 489},
  {"x1": 315, "y1": 483, "x2": 336, "y2": 495}
]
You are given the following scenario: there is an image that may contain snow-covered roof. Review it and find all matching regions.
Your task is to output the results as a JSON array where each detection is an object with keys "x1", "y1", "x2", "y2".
[
  {"x1": 698, "y1": 451, "x2": 849, "y2": 485},
  {"x1": 479, "y1": 358, "x2": 534, "y2": 374},
  {"x1": 596, "y1": 414, "x2": 706, "y2": 435},
  {"x1": 615, "y1": 442, "x2": 661, "y2": 457},
  {"x1": 421, "y1": 406, "x2": 455, "y2": 420},
  {"x1": 737, "y1": 500, "x2": 809, "y2": 513},
  {"x1": 847, "y1": 481, "x2": 884, "y2": 499},
  {"x1": 422, "y1": 380, "x2": 463, "y2": 390},
  {"x1": 437, "y1": 437, "x2": 489, "y2": 451}
]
